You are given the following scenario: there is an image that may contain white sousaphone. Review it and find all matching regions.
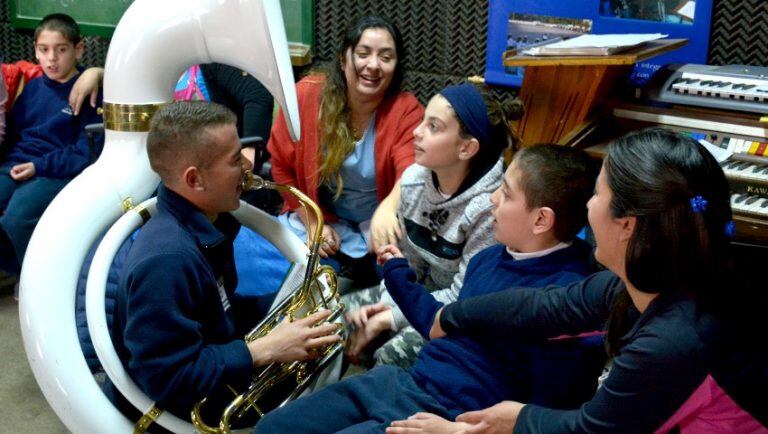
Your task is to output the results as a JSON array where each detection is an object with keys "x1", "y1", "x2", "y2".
[{"x1": 19, "y1": 0, "x2": 308, "y2": 431}]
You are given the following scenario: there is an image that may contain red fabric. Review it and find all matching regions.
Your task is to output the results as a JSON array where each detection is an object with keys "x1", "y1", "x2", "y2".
[
  {"x1": 16, "y1": 61, "x2": 43, "y2": 83},
  {"x1": 268, "y1": 75, "x2": 424, "y2": 221},
  {"x1": 1, "y1": 61, "x2": 43, "y2": 111},
  {"x1": 1, "y1": 64, "x2": 21, "y2": 111}
]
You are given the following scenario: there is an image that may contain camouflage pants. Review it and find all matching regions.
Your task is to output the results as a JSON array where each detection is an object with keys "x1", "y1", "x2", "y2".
[{"x1": 341, "y1": 285, "x2": 427, "y2": 370}]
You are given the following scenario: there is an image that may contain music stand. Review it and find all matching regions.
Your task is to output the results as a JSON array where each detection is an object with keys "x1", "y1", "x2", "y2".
[{"x1": 504, "y1": 38, "x2": 687, "y2": 145}]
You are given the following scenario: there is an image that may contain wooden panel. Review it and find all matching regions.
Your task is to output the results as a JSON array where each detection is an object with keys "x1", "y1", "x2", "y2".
[
  {"x1": 510, "y1": 39, "x2": 687, "y2": 146},
  {"x1": 515, "y1": 63, "x2": 631, "y2": 145}
]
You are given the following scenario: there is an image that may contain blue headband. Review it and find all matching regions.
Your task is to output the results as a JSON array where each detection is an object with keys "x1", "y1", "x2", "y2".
[{"x1": 440, "y1": 83, "x2": 492, "y2": 147}]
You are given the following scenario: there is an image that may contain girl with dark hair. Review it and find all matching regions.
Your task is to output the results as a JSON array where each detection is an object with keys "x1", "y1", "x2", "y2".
[
  {"x1": 388, "y1": 128, "x2": 766, "y2": 433},
  {"x1": 267, "y1": 15, "x2": 424, "y2": 285},
  {"x1": 343, "y1": 82, "x2": 524, "y2": 369}
]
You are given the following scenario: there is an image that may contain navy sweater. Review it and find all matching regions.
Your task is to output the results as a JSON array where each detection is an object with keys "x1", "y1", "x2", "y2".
[
  {"x1": 110, "y1": 185, "x2": 257, "y2": 418},
  {"x1": 383, "y1": 240, "x2": 601, "y2": 417},
  {"x1": 439, "y1": 271, "x2": 756, "y2": 433},
  {"x1": 3, "y1": 70, "x2": 103, "y2": 177}
]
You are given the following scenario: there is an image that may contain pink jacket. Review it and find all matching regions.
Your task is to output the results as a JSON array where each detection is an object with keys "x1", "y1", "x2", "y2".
[{"x1": 655, "y1": 375, "x2": 767, "y2": 434}]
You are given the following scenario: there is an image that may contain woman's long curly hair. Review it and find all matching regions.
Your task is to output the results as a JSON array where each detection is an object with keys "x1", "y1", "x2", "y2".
[{"x1": 315, "y1": 15, "x2": 405, "y2": 196}]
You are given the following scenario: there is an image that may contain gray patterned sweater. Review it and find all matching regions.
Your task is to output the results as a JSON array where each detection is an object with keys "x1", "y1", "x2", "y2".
[{"x1": 380, "y1": 160, "x2": 502, "y2": 329}]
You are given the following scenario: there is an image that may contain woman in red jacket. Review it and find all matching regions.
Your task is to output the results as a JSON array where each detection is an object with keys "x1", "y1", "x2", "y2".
[{"x1": 268, "y1": 15, "x2": 424, "y2": 286}]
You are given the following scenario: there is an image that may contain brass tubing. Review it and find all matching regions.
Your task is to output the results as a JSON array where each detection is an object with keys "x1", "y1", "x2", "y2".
[
  {"x1": 134, "y1": 406, "x2": 163, "y2": 434},
  {"x1": 190, "y1": 171, "x2": 342, "y2": 433},
  {"x1": 242, "y1": 171, "x2": 329, "y2": 307}
]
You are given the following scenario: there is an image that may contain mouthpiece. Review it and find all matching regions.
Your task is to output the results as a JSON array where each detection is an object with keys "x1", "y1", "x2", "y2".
[{"x1": 242, "y1": 170, "x2": 269, "y2": 191}]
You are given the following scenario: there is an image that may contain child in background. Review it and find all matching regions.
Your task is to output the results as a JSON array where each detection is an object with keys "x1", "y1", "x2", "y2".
[
  {"x1": 0, "y1": 13, "x2": 103, "y2": 278},
  {"x1": 343, "y1": 82, "x2": 523, "y2": 369},
  {"x1": 254, "y1": 145, "x2": 605, "y2": 433}
]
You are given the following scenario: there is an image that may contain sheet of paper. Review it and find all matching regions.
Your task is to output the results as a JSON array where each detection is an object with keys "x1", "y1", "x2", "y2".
[
  {"x1": 676, "y1": 1, "x2": 696, "y2": 20},
  {"x1": 699, "y1": 139, "x2": 732, "y2": 163},
  {"x1": 523, "y1": 33, "x2": 668, "y2": 55}
]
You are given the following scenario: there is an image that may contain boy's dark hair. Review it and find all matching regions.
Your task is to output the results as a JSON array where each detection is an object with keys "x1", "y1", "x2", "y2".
[
  {"x1": 513, "y1": 144, "x2": 599, "y2": 242},
  {"x1": 148, "y1": 101, "x2": 237, "y2": 182},
  {"x1": 35, "y1": 13, "x2": 81, "y2": 45}
]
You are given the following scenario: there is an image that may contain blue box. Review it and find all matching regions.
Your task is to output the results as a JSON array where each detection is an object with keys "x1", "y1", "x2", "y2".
[{"x1": 486, "y1": 0, "x2": 714, "y2": 88}]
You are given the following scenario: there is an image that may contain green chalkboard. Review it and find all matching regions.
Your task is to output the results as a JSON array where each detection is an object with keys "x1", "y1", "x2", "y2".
[
  {"x1": 9, "y1": 0, "x2": 314, "y2": 63},
  {"x1": 281, "y1": 0, "x2": 314, "y2": 64},
  {"x1": 9, "y1": 0, "x2": 133, "y2": 38}
]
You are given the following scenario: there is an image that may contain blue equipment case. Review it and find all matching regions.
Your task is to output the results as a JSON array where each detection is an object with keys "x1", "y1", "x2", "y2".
[{"x1": 486, "y1": 0, "x2": 713, "y2": 88}]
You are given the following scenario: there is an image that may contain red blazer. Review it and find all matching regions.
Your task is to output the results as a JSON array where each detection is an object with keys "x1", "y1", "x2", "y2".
[
  {"x1": 268, "y1": 75, "x2": 424, "y2": 221},
  {"x1": 2, "y1": 61, "x2": 43, "y2": 111}
]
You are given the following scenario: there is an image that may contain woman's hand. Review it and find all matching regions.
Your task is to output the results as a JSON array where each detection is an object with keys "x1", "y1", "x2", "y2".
[
  {"x1": 69, "y1": 67, "x2": 103, "y2": 116},
  {"x1": 318, "y1": 225, "x2": 340, "y2": 258},
  {"x1": 455, "y1": 401, "x2": 525, "y2": 434},
  {"x1": 387, "y1": 412, "x2": 473, "y2": 434},
  {"x1": 297, "y1": 208, "x2": 340, "y2": 259},
  {"x1": 376, "y1": 244, "x2": 404, "y2": 265},
  {"x1": 370, "y1": 181, "x2": 402, "y2": 251}
]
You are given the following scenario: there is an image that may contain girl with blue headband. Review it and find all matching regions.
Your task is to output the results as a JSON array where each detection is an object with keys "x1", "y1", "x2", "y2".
[{"x1": 343, "y1": 82, "x2": 523, "y2": 369}]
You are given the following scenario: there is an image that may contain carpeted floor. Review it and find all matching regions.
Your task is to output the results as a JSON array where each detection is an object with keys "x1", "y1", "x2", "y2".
[
  {"x1": 0, "y1": 286, "x2": 68, "y2": 433},
  {"x1": 0, "y1": 273, "x2": 367, "y2": 433}
]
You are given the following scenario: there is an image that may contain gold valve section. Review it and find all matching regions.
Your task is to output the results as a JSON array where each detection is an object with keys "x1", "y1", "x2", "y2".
[{"x1": 101, "y1": 102, "x2": 165, "y2": 132}]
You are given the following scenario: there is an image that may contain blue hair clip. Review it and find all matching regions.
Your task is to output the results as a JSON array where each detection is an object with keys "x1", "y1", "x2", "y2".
[
  {"x1": 690, "y1": 195, "x2": 708, "y2": 213},
  {"x1": 725, "y1": 220, "x2": 736, "y2": 237}
]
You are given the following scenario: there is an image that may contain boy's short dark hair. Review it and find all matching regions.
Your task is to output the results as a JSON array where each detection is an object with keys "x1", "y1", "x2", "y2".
[
  {"x1": 514, "y1": 144, "x2": 599, "y2": 242},
  {"x1": 35, "y1": 13, "x2": 81, "y2": 45},
  {"x1": 148, "y1": 101, "x2": 237, "y2": 182}
]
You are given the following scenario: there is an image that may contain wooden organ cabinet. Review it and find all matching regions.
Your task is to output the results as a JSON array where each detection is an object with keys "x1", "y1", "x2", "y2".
[
  {"x1": 506, "y1": 46, "x2": 768, "y2": 284},
  {"x1": 575, "y1": 102, "x2": 768, "y2": 246},
  {"x1": 560, "y1": 65, "x2": 768, "y2": 288}
]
